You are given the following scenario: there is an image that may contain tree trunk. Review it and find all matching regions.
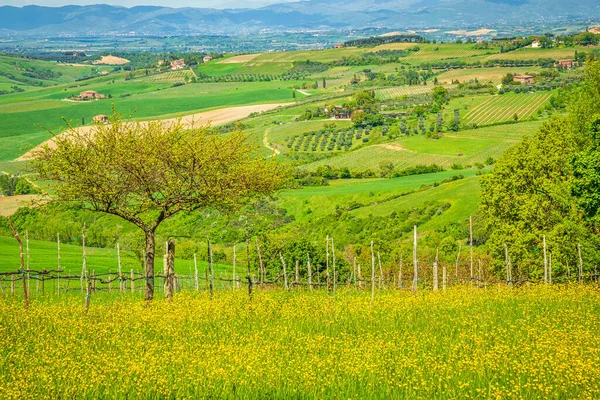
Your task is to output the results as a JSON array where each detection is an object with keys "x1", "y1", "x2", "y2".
[
  {"x1": 144, "y1": 230, "x2": 156, "y2": 301},
  {"x1": 165, "y1": 239, "x2": 175, "y2": 300}
]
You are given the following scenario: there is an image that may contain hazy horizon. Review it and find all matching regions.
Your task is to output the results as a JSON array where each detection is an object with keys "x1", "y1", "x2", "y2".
[{"x1": 0, "y1": 0, "x2": 299, "y2": 9}]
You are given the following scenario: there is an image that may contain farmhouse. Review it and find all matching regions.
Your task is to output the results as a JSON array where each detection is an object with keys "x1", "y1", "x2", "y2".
[
  {"x1": 333, "y1": 44, "x2": 344, "y2": 49},
  {"x1": 171, "y1": 59, "x2": 186, "y2": 70},
  {"x1": 531, "y1": 40, "x2": 541, "y2": 48},
  {"x1": 513, "y1": 75, "x2": 534, "y2": 84},
  {"x1": 332, "y1": 105, "x2": 351, "y2": 119},
  {"x1": 557, "y1": 59, "x2": 573, "y2": 69},
  {"x1": 203, "y1": 56, "x2": 213, "y2": 63},
  {"x1": 93, "y1": 115, "x2": 109, "y2": 124},
  {"x1": 589, "y1": 27, "x2": 600, "y2": 34},
  {"x1": 76, "y1": 90, "x2": 106, "y2": 101}
]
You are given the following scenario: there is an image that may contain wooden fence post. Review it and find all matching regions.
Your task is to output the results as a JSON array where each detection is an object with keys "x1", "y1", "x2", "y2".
[
  {"x1": 331, "y1": 237, "x2": 336, "y2": 294},
  {"x1": 549, "y1": 253, "x2": 553, "y2": 285},
  {"x1": 81, "y1": 226, "x2": 87, "y2": 294},
  {"x1": 194, "y1": 253, "x2": 199, "y2": 291},
  {"x1": 85, "y1": 270, "x2": 91, "y2": 313},
  {"x1": 504, "y1": 243, "x2": 511, "y2": 286},
  {"x1": 543, "y1": 235, "x2": 548, "y2": 284},
  {"x1": 357, "y1": 263, "x2": 363, "y2": 290},
  {"x1": 280, "y1": 253, "x2": 288, "y2": 290},
  {"x1": 577, "y1": 244, "x2": 583, "y2": 283},
  {"x1": 326, "y1": 235, "x2": 330, "y2": 292},
  {"x1": 245, "y1": 219, "x2": 253, "y2": 297},
  {"x1": 57, "y1": 232, "x2": 61, "y2": 296},
  {"x1": 233, "y1": 245, "x2": 237, "y2": 290},
  {"x1": 370, "y1": 241, "x2": 375, "y2": 300},
  {"x1": 412, "y1": 225, "x2": 418, "y2": 294},
  {"x1": 8, "y1": 217, "x2": 27, "y2": 308},
  {"x1": 433, "y1": 248, "x2": 439, "y2": 291},
  {"x1": 377, "y1": 252, "x2": 383, "y2": 290},
  {"x1": 469, "y1": 216, "x2": 473, "y2": 285},
  {"x1": 255, "y1": 238, "x2": 264, "y2": 285},
  {"x1": 295, "y1": 260, "x2": 299, "y2": 290},
  {"x1": 130, "y1": 269, "x2": 134, "y2": 293},
  {"x1": 307, "y1": 253, "x2": 312, "y2": 291},
  {"x1": 165, "y1": 239, "x2": 175, "y2": 300},
  {"x1": 208, "y1": 238, "x2": 214, "y2": 297},
  {"x1": 25, "y1": 230, "x2": 30, "y2": 296},
  {"x1": 117, "y1": 243, "x2": 122, "y2": 292},
  {"x1": 353, "y1": 257, "x2": 357, "y2": 288}
]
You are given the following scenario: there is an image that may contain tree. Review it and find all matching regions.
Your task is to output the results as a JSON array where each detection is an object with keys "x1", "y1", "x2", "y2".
[
  {"x1": 435, "y1": 112, "x2": 444, "y2": 132},
  {"x1": 432, "y1": 86, "x2": 447, "y2": 104},
  {"x1": 572, "y1": 118, "x2": 600, "y2": 232},
  {"x1": 501, "y1": 73, "x2": 514, "y2": 85},
  {"x1": 31, "y1": 114, "x2": 288, "y2": 300},
  {"x1": 379, "y1": 162, "x2": 394, "y2": 178},
  {"x1": 322, "y1": 78, "x2": 327, "y2": 89},
  {"x1": 0, "y1": 174, "x2": 19, "y2": 196}
]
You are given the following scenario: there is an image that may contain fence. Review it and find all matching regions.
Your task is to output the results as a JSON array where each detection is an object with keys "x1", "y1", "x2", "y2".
[{"x1": 2, "y1": 221, "x2": 599, "y2": 309}]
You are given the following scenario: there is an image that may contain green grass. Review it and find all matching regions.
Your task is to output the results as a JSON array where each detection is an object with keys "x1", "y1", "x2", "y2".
[
  {"x1": 0, "y1": 80, "x2": 299, "y2": 161},
  {"x1": 0, "y1": 236, "x2": 232, "y2": 276},
  {"x1": 352, "y1": 174, "x2": 482, "y2": 229},
  {"x1": 277, "y1": 168, "x2": 480, "y2": 220},
  {"x1": 0, "y1": 55, "x2": 99, "y2": 88},
  {"x1": 302, "y1": 121, "x2": 542, "y2": 172},
  {"x1": 484, "y1": 46, "x2": 588, "y2": 61}
]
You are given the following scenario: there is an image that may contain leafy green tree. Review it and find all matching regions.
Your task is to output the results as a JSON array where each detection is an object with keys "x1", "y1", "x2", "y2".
[
  {"x1": 572, "y1": 118, "x2": 600, "y2": 232},
  {"x1": 432, "y1": 86, "x2": 448, "y2": 105},
  {"x1": 480, "y1": 116, "x2": 586, "y2": 277},
  {"x1": 31, "y1": 114, "x2": 288, "y2": 300},
  {"x1": 379, "y1": 162, "x2": 395, "y2": 178},
  {"x1": 501, "y1": 73, "x2": 514, "y2": 85},
  {"x1": 0, "y1": 174, "x2": 18, "y2": 196}
]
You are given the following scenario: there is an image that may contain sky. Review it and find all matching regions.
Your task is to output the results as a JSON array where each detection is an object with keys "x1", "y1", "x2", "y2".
[{"x1": 0, "y1": 0, "x2": 296, "y2": 8}]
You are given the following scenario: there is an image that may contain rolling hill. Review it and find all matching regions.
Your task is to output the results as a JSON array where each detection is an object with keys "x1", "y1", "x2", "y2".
[{"x1": 0, "y1": 1, "x2": 599, "y2": 35}]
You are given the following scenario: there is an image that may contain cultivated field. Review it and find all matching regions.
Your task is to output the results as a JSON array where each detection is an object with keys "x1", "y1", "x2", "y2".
[
  {"x1": 463, "y1": 93, "x2": 552, "y2": 125},
  {"x1": 0, "y1": 195, "x2": 37, "y2": 216},
  {"x1": 19, "y1": 103, "x2": 286, "y2": 159},
  {"x1": 375, "y1": 85, "x2": 435, "y2": 100},
  {"x1": 436, "y1": 67, "x2": 542, "y2": 85},
  {"x1": 218, "y1": 53, "x2": 263, "y2": 63},
  {"x1": 93, "y1": 55, "x2": 130, "y2": 65},
  {"x1": 1, "y1": 286, "x2": 598, "y2": 398},
  {"x1": 302, "y1": 121, "x2": 541, "y2": 173},
  {"x1": 132, "y1": 69, "x2": 196, "y2": 84}
]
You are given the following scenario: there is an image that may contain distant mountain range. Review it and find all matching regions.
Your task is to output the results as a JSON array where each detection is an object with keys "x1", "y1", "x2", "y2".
[{"x1": 0, "y1": 1, "x2": 599, "y2": 36}]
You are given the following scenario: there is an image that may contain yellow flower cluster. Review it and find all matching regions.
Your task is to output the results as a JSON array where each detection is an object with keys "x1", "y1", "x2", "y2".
[{"x1": 0, "y1": 285, "x2": 599, "y2": 399}]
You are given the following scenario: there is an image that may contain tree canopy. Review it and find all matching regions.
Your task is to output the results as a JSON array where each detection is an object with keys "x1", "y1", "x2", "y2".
[
  {"x1": 480, "y1": 60, "x2": 600, "y2": 278},
  {"x1": 31, "y1": 114, "x2": 289, "y2": 300}
]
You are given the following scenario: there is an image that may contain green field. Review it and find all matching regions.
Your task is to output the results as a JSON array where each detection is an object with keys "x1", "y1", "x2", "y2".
[
  {"x1": 0, "y1": 79, "x2": 299, "y2": 161},
  {"x1": 464, "y1": 93, "x2": 552, "y2": 125},
  {"x1": 0, "y1": 236, "x2": 233, "y2": 278},
  {"x1": 302, "y1": 121, "x2": 541, "y2": 172}
]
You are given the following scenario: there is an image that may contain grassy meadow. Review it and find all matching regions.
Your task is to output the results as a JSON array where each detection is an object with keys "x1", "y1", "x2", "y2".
[{"x1": 1, "y1": 285, "x2": 599, "y2": 399}]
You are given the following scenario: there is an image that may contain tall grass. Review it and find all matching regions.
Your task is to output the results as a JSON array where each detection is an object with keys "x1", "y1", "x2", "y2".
[{"x1": 1, "y1": 285, "x2": 599, "y2": 398}]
